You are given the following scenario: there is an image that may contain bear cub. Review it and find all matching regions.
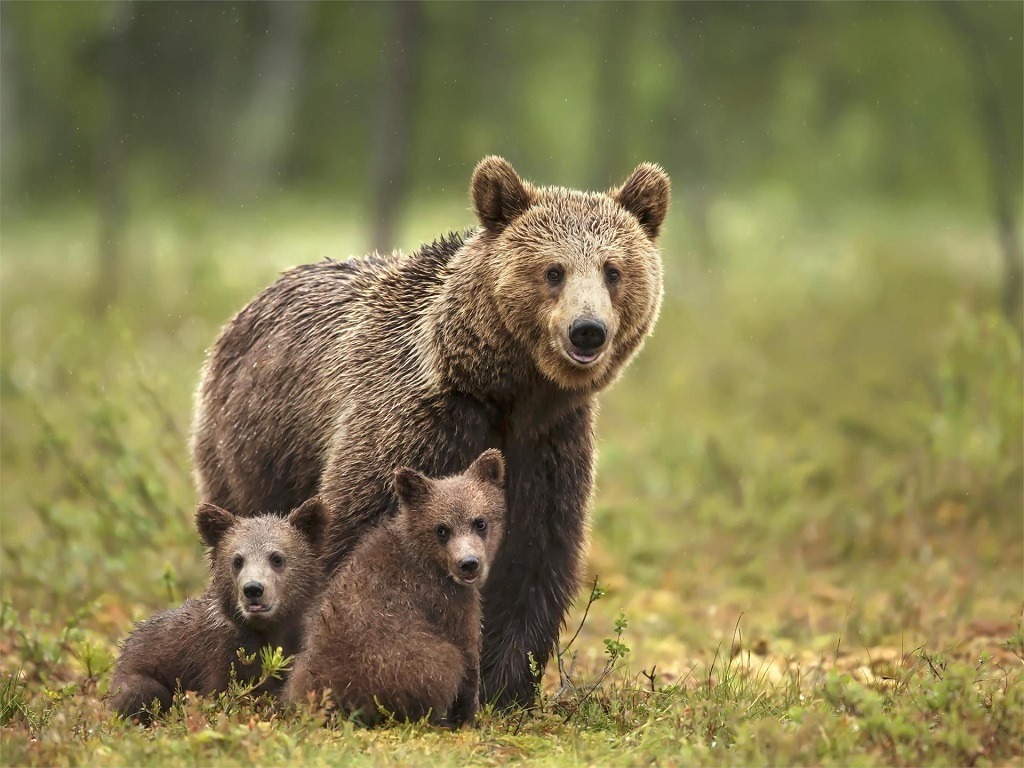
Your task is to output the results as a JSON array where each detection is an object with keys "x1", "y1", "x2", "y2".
[
  {"x1": 108, "y1": 497, "x2": 325, "y2": 721},
  {"x1": 287, "y1": 449, "x2": 506, "y2": 727}
]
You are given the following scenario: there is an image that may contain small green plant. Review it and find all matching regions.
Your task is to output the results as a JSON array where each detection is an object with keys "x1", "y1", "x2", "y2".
[
  {"x1": 68, "y1": 635, "x2": 114, "y2": 681},
  {"x1": 603, "y1": 612, "x2": 630, "y2": 663},
  {"x1": 227, "y1": 645, "x2": 295, "y2": 699},
  {"x1": 258, "y1": 645, "x2": 294, "y2": 683},
  {"x1": 1006, "y1": 619, "x2": 1024, "y2": 661},
  {"x1": 0, "y1": 673, "x2": 28, "y2": 726}
]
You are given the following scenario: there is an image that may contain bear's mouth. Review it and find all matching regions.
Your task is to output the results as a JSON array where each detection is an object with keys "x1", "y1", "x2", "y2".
[
  {"x1": 451, "y1": 570, "x2": 486, "y2": 588},
  {"x1": 241, "y1": 601, "x2": 273, "y2": 616},
  {"x1": 564, "y1": 344, "x2": 603, "y2": 366}
]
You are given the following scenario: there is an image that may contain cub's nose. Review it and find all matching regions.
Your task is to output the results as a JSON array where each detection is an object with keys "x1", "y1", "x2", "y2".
[
  {"x1": 569, "y1": 318, "x2": 607, "y2": 351},
  {"x1": 458, "y1": 557, "x2": 480, "y2": 575},
  {"x1": 243, "y1": 581, "x2": 264, "y2": 599}
]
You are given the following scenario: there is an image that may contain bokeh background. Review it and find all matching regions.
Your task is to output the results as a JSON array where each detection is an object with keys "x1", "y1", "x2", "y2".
[{"x1": 1, "y1": 0, "x2": 1022, "y2": 748}]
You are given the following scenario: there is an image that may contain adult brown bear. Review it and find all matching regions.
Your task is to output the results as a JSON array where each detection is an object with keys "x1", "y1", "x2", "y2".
[{"x1": 191, "y1": 156, "x2": 669, "y2": 707}]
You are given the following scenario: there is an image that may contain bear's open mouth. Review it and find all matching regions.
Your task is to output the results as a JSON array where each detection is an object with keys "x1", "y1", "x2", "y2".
[
  {"x1": 565, "y1": 346, "x2": 602, "y2": 366},
  {"x1": 243, "y1": 602, "x2": 271, "y2": 614},
  {"x1": 452, "y1": 570, "x2": 485, "y2": 587}
]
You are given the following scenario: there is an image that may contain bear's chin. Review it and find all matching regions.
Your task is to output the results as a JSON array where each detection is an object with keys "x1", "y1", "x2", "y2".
[
  {"x1": 536, "y1": 346, "x2": 612, "y2": 392},
  {"x1": 238, "y1": 603, "x2": 276, "y2": 622}
]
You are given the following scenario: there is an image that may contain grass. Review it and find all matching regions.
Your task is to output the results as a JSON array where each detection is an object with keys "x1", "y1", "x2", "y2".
[{"x1": 0, "y1": 197, "x2": 1021, "y2": 765}]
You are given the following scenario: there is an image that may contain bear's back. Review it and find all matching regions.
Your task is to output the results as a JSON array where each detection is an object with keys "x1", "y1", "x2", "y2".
[{"x1": 192, "y1": 233, "x2": 470, "y2": 514}]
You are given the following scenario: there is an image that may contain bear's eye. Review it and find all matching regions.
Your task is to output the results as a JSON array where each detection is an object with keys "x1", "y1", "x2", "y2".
[
  {"x1": 232, "y1": 555, "x2": 244, "y2": 571},
  {"x1": 605, "y1": 266, "x2": 621, "y2": 284},
  {"x1": 435, "y1": 524, "x2": 450, "y2": 540},
  {"x1": 269, "y1": 553, "x2": 284, "y2": 568},
  {"x1": 473, "y1": 518, "x2": 487, "y2": 532},
  {"x1": 546, "y1": 266, "x2": 564, "y2": 285}
]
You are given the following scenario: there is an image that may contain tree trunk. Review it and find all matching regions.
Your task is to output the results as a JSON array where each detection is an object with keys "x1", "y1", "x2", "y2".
[
  {"x1": 592, "y1": 4, "x2": 635, "y2": 189},
  {"x1": 370, "y1": 2, "x2": 424, "y2": 254},
  {"x1": 0, "y1": 7, "x2": 22, "y2": 201},
  {"x1": 940, "y1": 4, "x2": 1023, "y2": 333},
  {"x1": 224, "y1": 1, "x2": 310, "y2": 197},
  {"x1": 94, "y1": 2, "x2": 133, "y2": 316}
]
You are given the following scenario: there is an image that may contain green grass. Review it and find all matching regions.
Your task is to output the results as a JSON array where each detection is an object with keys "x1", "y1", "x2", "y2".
[{"x1": 1, "y1": 199, "x2": 1021, "y2": 766}]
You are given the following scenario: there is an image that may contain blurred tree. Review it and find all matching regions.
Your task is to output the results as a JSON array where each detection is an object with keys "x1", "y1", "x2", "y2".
[
  {"x1": 1, "y1": 0, "x2": 1020, "y2": 293},
  {"x1": 371, "y1": 2, "x2": 423, "y2": 253},
  {"x1": 223, "y1": 2, "x2": 311, "y2": 197},
  {"x1": 92, "y1": 2, "x2": 133, "y2": 314},
  {"x1": 592, "y1": 3, "x2": 635, "y2": 189},
  {"x1": 0, "y1": 8, "x2": 23, "y2": 200},
  {"x1": 940, "y1": 3, "x2": 1023, "y2": 332}
]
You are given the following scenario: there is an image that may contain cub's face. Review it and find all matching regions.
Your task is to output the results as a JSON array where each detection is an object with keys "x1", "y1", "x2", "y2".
[
  {"x1": 393, "y1": 449, "x2": 507, "y2": 588},
  {"x1": 195, "y1": 498, "x2": 325, "y2": 626},
  {"x1": 472, "y1": 157, "x2": 669, "y2": 392}
]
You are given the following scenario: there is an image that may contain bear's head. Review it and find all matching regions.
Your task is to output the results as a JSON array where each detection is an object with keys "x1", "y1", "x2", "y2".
[
  {"x1": 393, "y1": 449, "x2": 507, "y2": 588},
  {"x1": 471, "y1": 156, "x2": 669, "y2": 392},
  {"x1": 195, "y1": 497, "x2": 326, "y2": 627}
]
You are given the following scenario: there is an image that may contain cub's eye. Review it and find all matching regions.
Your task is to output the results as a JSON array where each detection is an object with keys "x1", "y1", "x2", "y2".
[
  {"x1": 473, "y1": 518, "x2": 487, "y2": 532},
  {"x1": 269, "y1": 553, "x2": 284, "y2": 568},
  {"x1": 435, "y1": 524, "x2": 450, "y2": 540},
  {"x1": 605, "y1": 266, "x2": 621, "y2": 284},
  {"x1": 232, "y1": 555, "x2": 244, "y2": 571},
  {"x1": 546, "y1": 266, "x2": 564, "y2": 285}
]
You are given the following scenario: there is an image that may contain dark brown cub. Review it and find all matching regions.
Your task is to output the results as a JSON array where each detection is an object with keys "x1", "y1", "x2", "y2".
[{"x1": 286, "y1": 450, "x2": 506, "y2": 727}]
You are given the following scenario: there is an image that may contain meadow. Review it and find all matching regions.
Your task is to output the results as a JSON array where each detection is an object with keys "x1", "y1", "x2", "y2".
[{"x1": 1, "y1": 198, "x2": 1021, "y2": 766}]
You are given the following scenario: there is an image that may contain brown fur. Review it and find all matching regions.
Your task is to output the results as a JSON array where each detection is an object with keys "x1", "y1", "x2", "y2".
[
  {"x1": 191, "y1": 156, "x2": 669, "y2": 706},
  {"x1": 286, "y1": 451, "x2": 506, "y2": 726},
  {"x1": 107, "y1": 499, "x2": 325, "y2": 721}
]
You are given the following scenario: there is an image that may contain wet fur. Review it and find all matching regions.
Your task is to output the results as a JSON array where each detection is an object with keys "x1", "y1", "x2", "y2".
[
  {"x1": 191, "y1": 157, "x2": 669, "y2": 706},
  {"x1": 107, "y1": 500, "x2": 325, "y2": 721},
  {"x1": 287, "y1": 452, "x2": 506, "y2": 726}
]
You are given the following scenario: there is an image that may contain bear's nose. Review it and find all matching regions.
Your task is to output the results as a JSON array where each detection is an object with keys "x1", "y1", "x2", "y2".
[
  {"x1": 458, "y1": 557, "x2": 480, "y2": 574},
  {"x1": 243, "y1": 581, "x2": 264, "y2": 599},
  {"x1": 569, "y1": 318, "x2": 607, "y2": 351}
]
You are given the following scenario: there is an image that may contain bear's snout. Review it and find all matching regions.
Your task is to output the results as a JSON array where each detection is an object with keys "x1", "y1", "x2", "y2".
[
  {"x1": 567, "y1": 317, "x2": 608, "y2": 365},
  {"x1": 242, "y1": 581, "x2": 264, "y2": 600},
  {"x1": 569, "y1": 317, "x2": 607, "y2": 352},
  {"x1": 448, "y1": 536, "x2": 489, "y2": 587}
]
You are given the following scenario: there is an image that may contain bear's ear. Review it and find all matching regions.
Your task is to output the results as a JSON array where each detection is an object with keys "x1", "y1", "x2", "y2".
[
  {"x1": 467, "y1": 448, "x2": 505, "y2": 489},
  {"x1": 287, "y1": 497, "x2": 327, "y2": 547},
  {"x1": 394, "y1": 466, "x2": 431, "y2": 508},
  {"x1": 195, "y1": 502, "x2": 235, "y2": 548},
  {"x1": 613, "y1": 163, "x2": 671, "y2": 240},
  {"x1": 471, "y1": 156, "x2": 533, "y2": 234}
]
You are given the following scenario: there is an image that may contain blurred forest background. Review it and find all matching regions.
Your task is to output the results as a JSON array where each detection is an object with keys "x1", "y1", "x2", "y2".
[
  {"x1": 1, "y1": 3, "x2": 1023, "y2": 765},
  {"x1": 1, "y1": 2, "x2": 1021, "y2": 317}
]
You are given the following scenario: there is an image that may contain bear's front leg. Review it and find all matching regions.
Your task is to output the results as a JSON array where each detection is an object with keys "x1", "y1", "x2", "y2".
[
  {"x1": 108, "y1": 674, "x2": 175, "y2": 723},
  {"x1": 480, "y1": 405, "x2": 594, "y2": 708},
  {"x1": 447, "y1": 658, "x2": 480, "y2": 727}
]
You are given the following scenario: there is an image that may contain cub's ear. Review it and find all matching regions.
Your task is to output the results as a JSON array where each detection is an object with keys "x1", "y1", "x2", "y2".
[
  {"x1": 614, "y1": 163, "x2": 671, "y2": 240},
  {"x1": 467, "y1": 448, "x2": 505, "y2": 489},
  {"x1": 471, "y1": 155, "x2": 533, "y2": 234},
  {"x1": 394, "y1": 466, "x2": 431, "y2": 507},
  {"x1": 195, "y1": 502, "x2": 236, "y2": 548},
  {"x1": 287, "y1": 497, "x2": 327, "y2": 547}
]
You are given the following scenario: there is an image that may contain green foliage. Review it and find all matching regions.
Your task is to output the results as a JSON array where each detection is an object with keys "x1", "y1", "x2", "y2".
[
  {"x1": 0, "y1": 674, "x2": 28, "y2": 727},
  {"x1": 928, "y1": 308, "x2": 1023, "y2": 491},
  {"x1": 603, "y1": 612, "x2": 630, "y2": 663}
]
